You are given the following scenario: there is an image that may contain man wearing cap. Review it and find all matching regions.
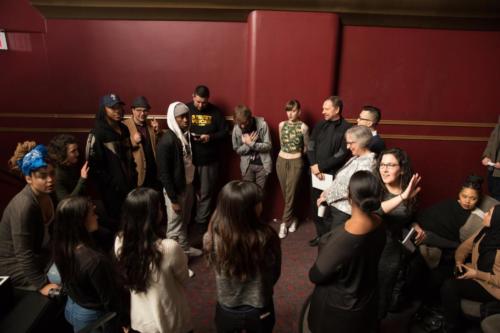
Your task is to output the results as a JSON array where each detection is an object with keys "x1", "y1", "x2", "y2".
[
  {"x1": 356, "y1": 105, "x2": 385, "y2": 156},
  {"x1": 123, "y1": 96, "x2": 161, "y2": 188},
  {"x1": 86, "y1": 93, "x2": 137, "y2": 228},
  {"x1": 187, "y1": 85, "x2": 228, "y2": 229},
  {"x1": 157, "y1": 102, "x2": 202, "y2": 261}
]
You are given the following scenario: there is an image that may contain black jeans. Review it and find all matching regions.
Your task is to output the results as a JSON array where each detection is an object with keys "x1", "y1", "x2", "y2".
[
  {"x1": 215, "y1": 302, "x2": 275, "y2": 333},
  {"x1": 441, "y1": 278, "x2": 497, "y2": 331}
]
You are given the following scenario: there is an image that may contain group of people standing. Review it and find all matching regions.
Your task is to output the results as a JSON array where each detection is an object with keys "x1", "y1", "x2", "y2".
[{"x1": 0, "y1": 87, "x2": 499, "y2": 333}]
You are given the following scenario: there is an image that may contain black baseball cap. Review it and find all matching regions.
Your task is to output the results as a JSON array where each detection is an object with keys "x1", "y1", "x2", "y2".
[{"x1": 101, "y1": 93, "x2": 125, "y2": 108}]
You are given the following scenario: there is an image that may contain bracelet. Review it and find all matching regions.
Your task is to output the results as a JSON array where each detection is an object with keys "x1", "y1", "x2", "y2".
[{"x1": 399, "y1": 194, "x2": 405, "y2": 201}]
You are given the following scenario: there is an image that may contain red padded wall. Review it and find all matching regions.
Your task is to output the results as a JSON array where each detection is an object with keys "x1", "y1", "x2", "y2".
[
  {"x1": 247, "y1": 11, "x2": 341, "y2": 219},
  {"x1": 339, "y1": 26, "x2": 500, "y2": 207},
  {"x1": 1, "y1": 3, "x2": 500, "y2": 217}
]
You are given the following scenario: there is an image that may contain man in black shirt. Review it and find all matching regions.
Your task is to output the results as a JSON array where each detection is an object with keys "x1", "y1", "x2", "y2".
[
  {"x1": 187, "y1": 85, "x2": 228, "y2": 229},
  {"x1": 307, "y1": 96, "x2": 351, "y2": 246},
  {"x1": 356, "y1": 105, "x2": 385, "y2": 156}
]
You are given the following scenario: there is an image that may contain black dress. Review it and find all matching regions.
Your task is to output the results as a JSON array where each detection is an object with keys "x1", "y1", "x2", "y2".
[{"x1": 308, "y1": 224, "x2": 386, "y2": 333}]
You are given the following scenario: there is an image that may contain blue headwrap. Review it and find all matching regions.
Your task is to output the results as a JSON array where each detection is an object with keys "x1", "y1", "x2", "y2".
[{"x1": 16, "y1": 144, "x2": 48, "y2": 176}]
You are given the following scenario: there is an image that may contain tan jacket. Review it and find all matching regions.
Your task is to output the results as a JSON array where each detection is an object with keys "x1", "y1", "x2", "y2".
[
  {"x1": 455, "y1": 230, "x2": 500, "y2": 300},
  {"x1": 123, "y1": 117, "x2": 159, "y2": 186}
]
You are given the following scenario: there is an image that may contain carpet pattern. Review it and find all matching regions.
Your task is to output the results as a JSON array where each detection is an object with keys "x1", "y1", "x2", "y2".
[{"x1": 185, "y1": 218, "x2": 317, "y2": 332}]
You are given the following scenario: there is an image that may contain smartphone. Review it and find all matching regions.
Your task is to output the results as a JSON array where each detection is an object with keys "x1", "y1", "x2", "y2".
[
  {"x1": 191, "y1": 133, "x2": 201, "y2": 140},
  {"x1": 454, "y1": 266, "x2": 465, "y2": 278}
]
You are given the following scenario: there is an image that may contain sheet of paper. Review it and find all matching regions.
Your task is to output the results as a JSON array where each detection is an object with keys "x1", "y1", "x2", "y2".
[{"x1": 311, "y1": 173, "x2": 333, "y2": 190}]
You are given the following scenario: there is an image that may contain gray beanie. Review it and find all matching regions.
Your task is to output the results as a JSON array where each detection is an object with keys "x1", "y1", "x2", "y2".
[{"x1": 174, "y1": 103, "x2": 189, "y2": 117}]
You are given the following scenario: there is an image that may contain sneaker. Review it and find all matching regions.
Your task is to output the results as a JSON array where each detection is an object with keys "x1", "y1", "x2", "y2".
[
  {"x1": 188, "y1": 269, "x2": 195, "y2": 278},
  {"x1": 288, "y1": 220, "x2": 298, "y2": 233},
  {"x1": 185, "y1": 247, "x2": 203, "y2": 257},
  {"x1": 278, "y1": 223, "x2": 287, "y2": 239}
]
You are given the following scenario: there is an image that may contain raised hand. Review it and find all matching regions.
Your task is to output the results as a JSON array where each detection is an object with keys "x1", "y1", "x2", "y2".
[
  {"x1": 80, "y1": 161, "x2": 89, "y2": 179},
  {"x1": 151, "y1": 117, "x2": 160, "y2": 134},
  {"x1": 401, "y1": 173, "x2": 421, "y2": 200}
]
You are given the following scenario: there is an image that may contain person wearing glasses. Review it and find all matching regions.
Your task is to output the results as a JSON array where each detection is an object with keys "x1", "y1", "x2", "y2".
[
  {"x1": 356, "y1": 105, "x2": 385, "y2": 156},
  {"x1": 375, "y1": 148, "x2": 422, "y2": 318},
  {"x1": 86, "y1": 93, "x2": 137, "y2": 229},
  {"x1": 123, "y1": 96, "x2": 161, "y2": 189},
  {"x1": 316, "y1": 126, "x2": 377, "y2": 230}
]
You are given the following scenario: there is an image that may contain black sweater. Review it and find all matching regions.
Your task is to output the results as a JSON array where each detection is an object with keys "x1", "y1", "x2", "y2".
[
  {"x1": 309, "y1": 225, "x2": 386, "y2": 311},
  {"x1": 157, "y1": 129, "x2": 186, "y2": 204},
  {"x1": 307, "y1": 117, "x2": 352, "y2": 174},
  {"x1": 65, "y1": 246, "x2": 123, "y2": 314},
  {"x1": 187, "y1": 102, "x2": 228, "y2": 166}
]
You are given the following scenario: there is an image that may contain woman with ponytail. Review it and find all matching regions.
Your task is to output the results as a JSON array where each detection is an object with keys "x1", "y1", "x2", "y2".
[{"x1": 308, "y1": 170, "x2": 386, "y2": 332}]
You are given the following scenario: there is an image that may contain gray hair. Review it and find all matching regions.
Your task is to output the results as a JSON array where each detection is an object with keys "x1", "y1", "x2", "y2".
[{"x1": 346, "y1": 125, "x2": 372, "y2": 149}]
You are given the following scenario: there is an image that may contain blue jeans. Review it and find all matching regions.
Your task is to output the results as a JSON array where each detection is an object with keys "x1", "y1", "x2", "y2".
[
  {"x1": 65, "y1": 297, "x2": 105, "y2": 333},
  {"x1": 215, "y1": 301, "x2": 275, "y2": 333},
  {"x1": 47, "y1": 263, "x2": 61, "y2": 285}
]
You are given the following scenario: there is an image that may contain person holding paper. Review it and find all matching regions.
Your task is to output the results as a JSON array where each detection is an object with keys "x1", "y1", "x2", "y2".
[
  {"x1": 481, "y1": 118, "x2": 500, "y2": 200},
  {"x1": 317, "y1": 126, "x2": 377, "y2": 229},
  {"x1": 307, "y1": 96, "x2": 351, "y2": 246}
]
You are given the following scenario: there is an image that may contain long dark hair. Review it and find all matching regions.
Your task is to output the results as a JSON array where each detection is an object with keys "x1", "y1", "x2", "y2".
[
  {"x1": 377, "y1": 147, "x2": 417, "y2": 210},
  {"x1": 53, "y1": 196, "x2": 94, "y2": 283},
  {"x1": 116, "y1": 188, "x2": 163, "y2": 292},
  {"x1": 204, "y1": 181, "x2": 279, "y2": 281}
]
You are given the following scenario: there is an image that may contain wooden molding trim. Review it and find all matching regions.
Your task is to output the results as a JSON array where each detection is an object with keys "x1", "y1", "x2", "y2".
[
  {"x1": 381, "y1": 134, "x2": 488, "y2": 142},
  {"x1": 0, "y1": 127, "x2": 90, "y2": 133},
  {"x1": 30, "y1": 1, "x2": 500, "y2": 30},
  {"x1": 346, "y1": 118, "x2": 496, "y2": 128},
  {"x1": 0, "y1": 113, "x2": 496, "y2": 128},
  {"x1": 0, "y1": 127, "x2": 489, "y2": 142}
]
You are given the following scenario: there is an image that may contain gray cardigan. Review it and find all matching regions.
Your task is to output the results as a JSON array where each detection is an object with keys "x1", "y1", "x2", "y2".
[
  {"x1": 0, "y1": 185, "x2": 50, "y2": 289},
  {"x1": 232, "y1": 117, "x2": 273, "y2": 175}
]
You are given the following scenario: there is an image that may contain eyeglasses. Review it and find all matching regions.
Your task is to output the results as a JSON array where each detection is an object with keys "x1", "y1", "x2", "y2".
[
  {"x1": 379, "y1": 163, "x2": 399, "y2": 169},
  {"x1": 357, "y1": 116, "x2": 373, "y2": 122}
]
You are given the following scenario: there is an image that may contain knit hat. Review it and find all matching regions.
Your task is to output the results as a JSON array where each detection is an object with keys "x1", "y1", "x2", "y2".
[{"x1": 173, "y1": 103, "x2": 189, "y2": 117}]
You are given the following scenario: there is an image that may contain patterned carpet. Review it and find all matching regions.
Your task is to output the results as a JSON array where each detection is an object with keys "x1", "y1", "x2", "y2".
[
  {"x1": 182, "y1": 219, "x2": 484, "y2": 333},
  {"x1": 185, "y1": 218, "x2": 317, "y2": 332}
]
